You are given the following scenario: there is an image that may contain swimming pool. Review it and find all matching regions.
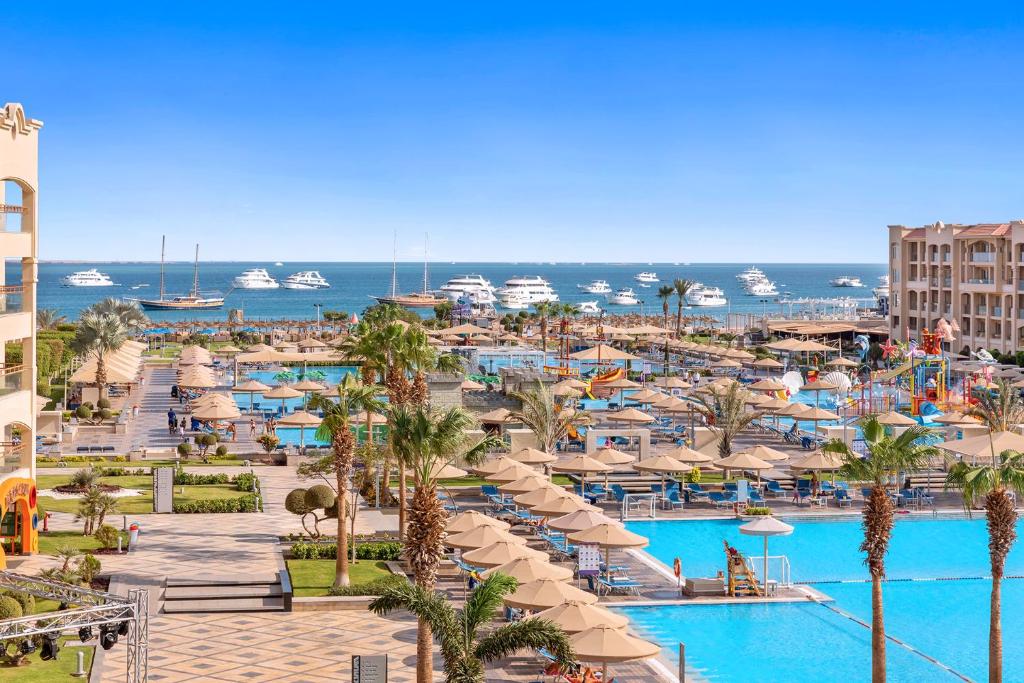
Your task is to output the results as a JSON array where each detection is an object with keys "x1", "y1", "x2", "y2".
[
  {"x1": 235, "y1": 366, "x2": 359, "y2": 412},
  {"x1": 623, "y1": 516, "x2": 1022, "y2": 681}
]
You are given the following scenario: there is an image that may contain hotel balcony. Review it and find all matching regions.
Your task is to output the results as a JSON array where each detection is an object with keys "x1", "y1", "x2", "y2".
[
  {"x1": 0, "y1": 287, "x2": 31, "y2": 342},
  {"x1": 0, "y1": 443, "x2": 28, "y2": 476},
  {"x1": 970, "y1": 252, "x2": 997, "y2": 263}
]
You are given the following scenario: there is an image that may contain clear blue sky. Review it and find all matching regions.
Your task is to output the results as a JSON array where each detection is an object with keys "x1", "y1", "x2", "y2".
[{"x1": 5, "y1": 2, "x2": 1024, "y2": 263}]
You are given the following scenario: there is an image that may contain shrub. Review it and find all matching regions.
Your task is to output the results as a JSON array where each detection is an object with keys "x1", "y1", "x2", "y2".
[
  {"x1": 172, "y1": 495, "x2": 261, "y2": 513},
  {"x1": 233, "y1": 472, "x2": 257, "y2": 492},
  {"x1": 76, "y1": 554, "x2": 102, "y2": 584},
  {"x1": 285, "y1": 489, "x2": 312, "y2": 515},
  {"x1": 0, "y1": 595, "x2": 22, "y2": 620},
  {"x1": 174, "y1": 471, "x2": 228, "y2": 485},
  {"x1": 305, "y1": 484, "x2": 336, "y2": 509},
  {"x1": 75, "y1": 405, "x2": 93, "y2": 421},
  {"x1": 94, "y1": 524, "x2": 120, "y2": 549},
  {"x1": 257, "y1": 434, "x2": 280, "y2": 454},
  {"x1": 70, "y1": 468, "x2": 98, "y2": 489},
  {"x1": 215, "y1": 445, "x2": 229, "y2": 457},
  {"x1": 327, "y1": 574, "x2": 407, "y2": 596},
  {"x1": 686, "y1": 468, "x2": 702, "y2": 484},
  {"x1": 744, "y1": 506, "x2": 772, "y2": 516},
  {"x1": 1, "y1": 590, "x2": 33, "y2": 615},
  {"x1": 290, "y1": 541, "x2": 402, "y2": 561},
  {"x1": 96, "y1": 398, "x2": 111, "y2": 410},
  {"x1": 176, "y1": 442, "x2": 192, "y2": 458},
  {"x1": 95, "y1": 467, "x2": 147, "y2": 477}
]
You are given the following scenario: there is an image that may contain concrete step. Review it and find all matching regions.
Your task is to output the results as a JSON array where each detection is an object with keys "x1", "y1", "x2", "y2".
[
  {"x1": 166, "y1": 575, "x2": 278, "y2": 587},
  {"x1": 165, "y1": 584, "x2": 282, "y2": 599},
  {"x1": 162, "y1": 596, "x2": 285, "y2": 613}
]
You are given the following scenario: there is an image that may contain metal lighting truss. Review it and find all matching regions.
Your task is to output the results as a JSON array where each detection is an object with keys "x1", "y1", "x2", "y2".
[{"x1": 0, "y1": 571, "x2": 148, "y2": 682}]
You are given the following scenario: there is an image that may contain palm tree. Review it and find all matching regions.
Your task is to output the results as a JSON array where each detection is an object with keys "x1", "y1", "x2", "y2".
[
  {"x1": 509, "y1": 380, "x2": 589, "y2": 454},
  {"x1": 945, "y1": 452, "x2": 1024, "y2": 683},
  {"x1": 691, "y1": 382, "x2": 761, "y2": 458},
  {"x1": 370, "y1": 572, "x2": 574, "y2": 683},
  {"x1": 36, "y1": 308, "x2": 66, "y2": 330},
  {"x1": 657, "y1": 285, "x2": 674, "y2": 328},
  {"x1": 823, "y1": 416, "x2": 938, "y2": 683},
  {"x1": 95, "y1": 493, "x2": 119, "y2": 529},
  {"x1": 534, "y1": 302, "x2": 552, "y2": 353},
  {"x1": 389, "y1": 405, "x2": 502, "y2": 683},
  {"x1": 309, "y1": 375, "x2": 385, "y2": 587},
  {"x1": 86, "y1": 297, "x2": 148, "y2": 332},
  {"x1": 72, "y1": 311, "x2": 128, "y2": 400},
  {"x1": 673, "y1": 279, "x2": 695, "y2": 337}
]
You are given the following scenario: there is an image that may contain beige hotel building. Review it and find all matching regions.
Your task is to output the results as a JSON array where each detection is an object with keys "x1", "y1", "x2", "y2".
[{"x1": 888, "y1": 220, "x2": 1024, "y2": 356}]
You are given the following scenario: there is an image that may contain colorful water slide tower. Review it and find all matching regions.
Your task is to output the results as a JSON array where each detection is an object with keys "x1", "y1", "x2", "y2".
[{"x1": 908, "y1": 330, "x2": 949, "y2": 415}]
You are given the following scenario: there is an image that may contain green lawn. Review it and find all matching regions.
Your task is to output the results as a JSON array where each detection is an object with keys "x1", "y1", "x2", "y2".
[
  {"x1": 1, "y1": 640, "x2": 94, "y2": 681},
  {"x1": 287, "y1": 559, "x2": 391, "y2": 597},
  {"x1": 37, "y1": 530, "x2": 127, "y2": 556},
  {"x1": 37, "y1": 474, "x2": 252, "y2": 515}
]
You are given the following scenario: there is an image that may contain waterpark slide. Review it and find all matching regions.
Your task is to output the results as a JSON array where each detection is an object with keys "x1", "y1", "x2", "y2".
[
  {"x1": 586, "y1": 367, "x2": 625, "y2": 399},
  {"x1": 874, "y1": 362, "x2": 912, "y2": 383}
]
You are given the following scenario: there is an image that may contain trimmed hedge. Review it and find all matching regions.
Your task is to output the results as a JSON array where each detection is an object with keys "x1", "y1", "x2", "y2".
[
  {"x1": 172, "y1": 494, "x2": 261, "y2": 514},
  {"x1": 326, "y1": 574, "x2": 407, "y2": 596},
  {"x1": 233, "y1": 472, "x2": 258, "y2": 492},
  {"x1": 174, "y1": 471, "x2": 229, "y2": 485},
  {"x1": 290, "y1": 541, "x2": 402, "y2": 561}
]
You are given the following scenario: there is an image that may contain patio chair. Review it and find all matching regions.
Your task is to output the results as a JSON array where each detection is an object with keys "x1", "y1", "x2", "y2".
[
  {"x1": 610, "y1": 484, "x2": 643, "y2": 511},
  {"x1": 686, "y1": 483, "x2": 710, "y2": 502},
  {"x1": 765, "y1": 480, "x2": 787, "y2": 498},
  {"x1": 723, "y1": 482, "x2": 738, "y2": 493},
  {"x1": 914, "y1": 487, "x2": 936, "y2": 507},
  {"x1": 747, "y1": 490, "x2": 767, "y2": 505},
  {"x1": 835, "y1": 489, "x2": 853, "y2": 508},
  {"x1": 709, "y1": 491, "x2": 735, "y2": 509},
  {"x1": 665, "y1": 489, "x2": 685, "y2": 511},
  {"x1": 585, "y1": 482, "x2": 607, "y2": 497}
]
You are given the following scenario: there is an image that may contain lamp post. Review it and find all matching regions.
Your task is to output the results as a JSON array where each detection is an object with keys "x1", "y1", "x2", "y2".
[{"x1": 313, "y1": 303, "x2": 323, "y2": 329}]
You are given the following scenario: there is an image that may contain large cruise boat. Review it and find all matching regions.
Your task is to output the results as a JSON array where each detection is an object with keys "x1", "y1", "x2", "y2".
[
  {"x1": 439, "y1": 274, "x2": 497, "y2": 304},
  {"x1": 282, "y1": 271, "x2": 330, "y2": 290},
  {"x1": 498, "y1": 276, "x2": 558, "y2": 308},
  {"x1": 577, "y1": 279, "x2": 612, "y2": 294},
  {"x1": 736, "y1": 266, "x2": 765, "y2": 282},
  {"x1": 686, "y1": 284, "x2": 728, "y2": 307},
  {"x1": 578, "y1": 301, "x2": 602, "y2": 314},
  {"x1": 634, "y1": 272, "x2": 659, "y2": 283},
  {"x1": 233, "y1": 268, "x2": 280, "y2": 289},
  {"x1": 829, "y1": 276, "x2": 864, "y2": 288},
  {"x1": 744, "y1": 278, "x2": 778, "y2": 296},
  {"x1": 872, "y1": 275, "x2": 889, "y2": 301},
  {"x1": 61, "y1": 269, "x2": 114, "y2": 287},
  {"x1": 608, "y1": 288, "x2": 640, "y2": 305}
]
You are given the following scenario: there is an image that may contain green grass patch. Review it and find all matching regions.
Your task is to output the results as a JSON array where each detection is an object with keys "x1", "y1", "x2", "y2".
[
  {"x1": 36, "y1": 530, "x2": 126, "y2": 556},
  {"x1": 287, "y1": 559, "x2": 391, "y2": 597},
  {"x1": 37, "y1": 474, "x2": 252, "y2": 515},
  {"x1": 0, "y1": 640, "x2": 94, "y2": 681}
]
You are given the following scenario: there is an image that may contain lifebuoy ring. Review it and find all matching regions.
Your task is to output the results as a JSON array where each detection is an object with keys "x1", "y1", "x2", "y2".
[{"x1": 673, "y1": 557, "x2": 682, "y2": 578}]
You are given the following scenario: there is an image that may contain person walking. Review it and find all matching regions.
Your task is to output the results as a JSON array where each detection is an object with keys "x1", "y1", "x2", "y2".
[
  {"x1": 167, "y1": 408, "x2": 177, "y2": 435},
  {"x1": 249, "y1": 419, "x2": 257, "y2": 437}
]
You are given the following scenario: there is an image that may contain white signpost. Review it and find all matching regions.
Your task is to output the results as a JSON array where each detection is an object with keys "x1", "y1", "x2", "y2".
[{"x1": 153, "y1": 467, "x2": 174, "y2": 513}]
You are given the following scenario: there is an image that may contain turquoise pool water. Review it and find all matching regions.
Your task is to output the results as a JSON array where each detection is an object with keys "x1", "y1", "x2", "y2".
[
  {"x1": 623, "y1": 517, "x2": 1021, "y2": 681},
  {"x1": 627, "y1": 517, "x2": 1024, "y2": 582}
]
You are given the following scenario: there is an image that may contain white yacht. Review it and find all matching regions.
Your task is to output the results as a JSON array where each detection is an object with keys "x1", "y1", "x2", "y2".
[
  {"x1": 233, "y1": 268, "x2": 280, "y2": 289},
  {"x1": 440, "y1": 274, "x2": 497, "y2": 304},
  {"x1": 736, "y1": 266, "x2": 765, "y2": 282},
  {"x1": 498, "y1": 276, "x2": 558, "y2": 308},
  {"x1": 872, "y1": 275, "x2": 890, "y2": 301},
  {"x1": 61, "y1": 269, "x2": 114, "y2": 287},
  {"x1": 578, "y1": 301, "x2": 602, "y2": 314},
  {"x1": 686, "y1": 284, "x2": 728, "y2": 307},
  {"x1": 608, "y1": 288, "x2": 641, "y2": 305},
  {"x1": 634, "y1": 272, "x2": 659, "y2": 283},
  {"x1": 830, "y1": 276, "x2": 864, "y2": 288},
  {"x1": 744, "y1": 279, "x2": 778, "y2": 296},
  {"x1": 578, "y1": 279, "x2": 612, "y2": 294},
  {"x1": 281, "y1": 271, "x2": 330, "y2": 290}
]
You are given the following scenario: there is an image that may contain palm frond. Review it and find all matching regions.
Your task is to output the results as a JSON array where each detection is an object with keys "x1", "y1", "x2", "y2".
[
  {"x1": 461, "y1": 573, "x2": 518, "y2": 636},
  {"x1": 473, "y1": 618, "x2": 574, "y2": 668}
]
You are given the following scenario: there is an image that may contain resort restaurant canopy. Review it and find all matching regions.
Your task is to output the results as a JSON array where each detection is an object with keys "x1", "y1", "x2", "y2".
[
  {"x1": 568, "y1": 345, "x2": 642, "y2": 362},
  {"x1": 70, "y1": 340, "x2": 146, "y2": 388}
]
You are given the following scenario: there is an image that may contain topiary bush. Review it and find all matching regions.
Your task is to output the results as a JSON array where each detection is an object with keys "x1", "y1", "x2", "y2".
[
  {"x1": 305, "y1": 484, "x2": 336, "y2": 510},
  {"x1": 290, "y1": 541, "x2": 401, "y2": 561},
  {"x1": 0, "y1": 590, "x2": 33, "y2": 616},
  {"x1": 75, "y1": 405, "x2": 93, "y2": 421},
  {"x1": 172, "y1": 495, "x2": 261, "y2": 513},
  {"x1": 233, "y1": 472, "x2": 257, "y2": 492},
  {"x1": 176, "y1": 442, "x2": 192, "y2": 458},
  {"x1": 96, "y1": 397, "x2": 111, "y2": 410},
  {"x1": 76, "y1": 554, "x2": 102, "y2": 584},
  {"x1": 0, "y1": 595, "x2": 22, "y2": 620},
  {"x1": 215, "y1": 445, "x2": 229, "y2": 457},
  {"x1": 94, "y1": 524, "x2": 120, "y2": 549},
  {"x1": 285, "y1": 488, "x2": 312, "y2": 515}
]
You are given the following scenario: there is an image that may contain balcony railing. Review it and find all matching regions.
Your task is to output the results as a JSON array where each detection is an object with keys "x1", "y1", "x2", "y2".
[
  {"x1": 993, "y1": 307, "x2": 1003, "y2": 317},
  {"x1": 0, "y1": 364, "x2": 24, "y2": 397},
  {"x1": 0, "y1": 286, "x2": 24, "y2": 315},
  {"x1": 971, "y1": 252, "x2": 996, "y2": 263},
  {"x1": 968, "y1": 279, "x2": 995, "y2": 285}
]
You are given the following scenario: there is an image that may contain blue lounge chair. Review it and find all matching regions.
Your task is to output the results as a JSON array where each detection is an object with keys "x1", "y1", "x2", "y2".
[
  {"x1": 765, "y1": 481, "x2": 787, "y2": 498},
  {"x1": 665, "y1": 489, "x2": 685, "y2": 511},
  {"x1": 747, "y1": 490, "x2": 766, "y2": 505},
  {"x1": 915, "y1": 487, "x2": 936, "y2": 507},
  {"x1": 723, "y1": 482, "x2": 738, "y2": 493},
  {"x1": 481, "y1": 485, "x2": 499, "y2": 497},
  {"x1": 709, "y1": 491, "x2": 735, "y2": 509},
  {"x1": 598, "y1": 576, "x2": 643, "y2": 595},
  {"x1": 586, "y1": 483, "x2": 607, "y2": 497},
  {"x1": 686, "y1": 483, "x2": 710, "y2": 502},
  {"x1": 835, "y1": 489, "x2": 853, "y2": 507},
  {"x1": 611, "y1": 484, "x2": 642, "y2": 511}
]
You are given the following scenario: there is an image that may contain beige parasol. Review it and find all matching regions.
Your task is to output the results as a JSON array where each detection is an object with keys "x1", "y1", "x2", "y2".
[
  {"x1": 742, "y1": 445, "x2": 790, "y2": 462},
  {"x1": 714, "y1": 452, "x2": 773, "y2": 484},
  {"x1": 446, "y1": 525, "x2": 524, "y2": 550},
  {"x1": 664, "y1": 445, "x2": 715, "y2": 464},
  {"x1": 481, "y1": 557, "x2": 574, "y2": 583},
  {"x1": 461, "y1": 541, "x2": 548, "y2": 568},
  {"x1": 445, "y1": 510, "x2": 510, "y2": 534},
  {"x1": 874, "y1": 411, "x2": 918, "y2": 426},
  {"x1": 488, "y1": 463, "x2": 542, "y2": 483},
  {"x1": 569, "y1": 345, "x2": 642, "y2": 362},
  {"x1": 605, "y1": 407, "x2": 656, "y2": 424},
  {"x1": 569, "y1": 623, "x2": 660, "y2": 665},
  {"x1": 591, "y1": 448, "x2": 636, "y2": 466},
  {"x1": 504, "y1": 578, "x2": 598, "y2": 610},
  {"x1": 547, "y1": 509, "x2": 617, "y2": 533},
  {"x1": 513, "y1": 485, "x2": 569, "y2": 509},
  {"x1": 497, "y1": 473, "x2": 549, "y2": 495},
  {"x1": 530, "y1": 601, "x2": 629, "y2": 633},
  {"x1": 937, "y1": 431, "x2": 1024, "y2": 462},
  {"x1": 471, "y1": 456, "x2": 521, "y2": 477},
  {"x1": 530, "y1": 495, "x2": 596, "y2": 517},
  {"x1": 509, "y1": 447, "x2": 558, "y2": 465}
]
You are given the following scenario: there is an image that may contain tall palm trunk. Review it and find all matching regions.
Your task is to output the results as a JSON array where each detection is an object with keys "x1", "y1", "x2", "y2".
[
  {"x1": 862, "y1": 486, "x2": 894, "y2": 683},
  {"x1": 540, "y1": 315, "x2": 548, "y2": 353},
  {"x1": 406, "y1": 483, "x2": 446, "y2": 683},
  {"x1": 986, "y1": 487, "x2": 1016, "y2": 683},
  {"x1": 333, "y1": 428, "x2": 356, "y2": 586},
  {"x1": 675, "y1": 300, "x2": 683, "y2": 337},
  {"x1": 96, "y1": 353, "x2": 107, "y2": 401}
]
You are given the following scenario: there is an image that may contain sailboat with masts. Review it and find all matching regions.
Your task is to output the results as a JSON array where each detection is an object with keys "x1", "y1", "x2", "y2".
[
  {"x1": 130, "y1": 236, "x2": 225, "y2": 310},
  {"x1": 372, "y1": 233, "x2": 446, "y2": 309}
]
